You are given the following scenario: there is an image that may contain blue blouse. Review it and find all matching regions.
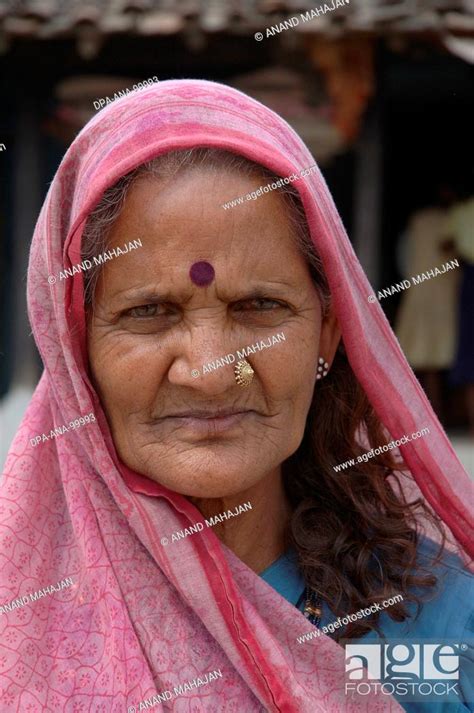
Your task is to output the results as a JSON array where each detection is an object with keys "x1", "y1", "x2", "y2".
[{"x1": 261, "y1": 537, "x2": 474, "y2": 712}]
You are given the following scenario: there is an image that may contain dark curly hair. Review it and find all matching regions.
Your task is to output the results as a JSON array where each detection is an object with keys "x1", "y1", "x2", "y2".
[
  {"x1": 82, "y1": 147, "x2": 446, "y2": 640},
  {"x1": 283, "y1": 347, "x2": 446, "y2": 640}
]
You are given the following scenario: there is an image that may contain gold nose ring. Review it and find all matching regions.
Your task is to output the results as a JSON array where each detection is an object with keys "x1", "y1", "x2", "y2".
[{"x1": 234, "y1": 360, "x2": 254, "y2": 387}]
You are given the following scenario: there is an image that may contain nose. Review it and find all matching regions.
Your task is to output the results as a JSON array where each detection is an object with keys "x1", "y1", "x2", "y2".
[{"x1": 167, "y1": 324, "x2": 247, "y2": 395}]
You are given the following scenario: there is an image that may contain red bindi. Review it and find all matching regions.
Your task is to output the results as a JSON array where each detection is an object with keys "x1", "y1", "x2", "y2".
[{"x1": 189, "y1": 261, "x2": 215, "y2": 287}]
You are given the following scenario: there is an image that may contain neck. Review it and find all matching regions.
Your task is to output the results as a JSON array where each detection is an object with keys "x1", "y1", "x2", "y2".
[{"x1": 189, "y1": 467, "x2": 291, "y2": 573}]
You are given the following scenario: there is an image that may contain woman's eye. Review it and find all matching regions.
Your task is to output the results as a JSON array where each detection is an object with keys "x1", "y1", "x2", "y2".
[
  {"x1": 234, "y1": 298, "x2": 283, "y2": 311},
  {"x1": 127, "y1": 304, "x2": 164, "y2": 318},
  {"x1": 120, "y1": 302, "x2": 180, "y2": 332}
]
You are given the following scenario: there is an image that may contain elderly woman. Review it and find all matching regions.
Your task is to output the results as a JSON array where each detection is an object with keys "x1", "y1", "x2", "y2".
[{"x1": 1, "y1": 80, "x2": 473, "y2": 712}]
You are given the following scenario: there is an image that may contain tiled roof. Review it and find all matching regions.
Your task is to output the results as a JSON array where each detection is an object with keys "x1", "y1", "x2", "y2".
[{"x1": 1, "y1": 0, "x2": 473, "y2": 42}]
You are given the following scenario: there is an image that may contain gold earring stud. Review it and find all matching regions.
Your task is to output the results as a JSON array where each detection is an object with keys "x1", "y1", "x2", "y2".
[{"x1": 234, "y1": 359, "x2": 254, "y2": 387}]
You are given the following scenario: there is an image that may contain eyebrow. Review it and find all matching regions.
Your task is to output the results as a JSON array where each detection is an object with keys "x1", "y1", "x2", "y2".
[
  {"x1": 113, "y1": 280, "x2": 299, "y2": 306},
  {"x1": 229, "y1": 286, "x2": 296, "y2": 301},
  {"x1": 116, "y1": 288, "x2": 191, "y2": 305}
]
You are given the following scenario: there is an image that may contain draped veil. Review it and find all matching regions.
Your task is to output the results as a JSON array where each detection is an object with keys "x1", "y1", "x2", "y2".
[{"x1": 1, "y1": 79, "x2": 472, "y2": 712}]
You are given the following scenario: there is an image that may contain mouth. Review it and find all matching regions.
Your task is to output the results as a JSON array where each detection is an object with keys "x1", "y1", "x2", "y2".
[
  {"x1": 166, "y1": 408, "x2": 252, "y2": 419},
  {"x1": 162, "y1": 409, "x2": 255, "y2": 436}
]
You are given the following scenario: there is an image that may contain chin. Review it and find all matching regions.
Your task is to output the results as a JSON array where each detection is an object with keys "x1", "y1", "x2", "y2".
[
  {"x1": 141, "y1": 455, "x2": 262, "y2": 500},
  {"x1": 119, "y1": 433, "x2": 278, "y2": 498}
]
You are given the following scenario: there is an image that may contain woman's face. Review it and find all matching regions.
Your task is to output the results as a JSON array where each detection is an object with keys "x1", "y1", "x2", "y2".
[{"x1": 87, "y1": 168, "x2": 340, "y2": 498}]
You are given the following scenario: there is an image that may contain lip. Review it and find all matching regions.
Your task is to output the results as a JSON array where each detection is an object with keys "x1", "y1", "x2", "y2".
[
  {"x1": 164, "y1": 410, "x2": 254, "y2": 435},
  {"x1": 166, "y1": 409, "x2": 251, "y2": 419}
]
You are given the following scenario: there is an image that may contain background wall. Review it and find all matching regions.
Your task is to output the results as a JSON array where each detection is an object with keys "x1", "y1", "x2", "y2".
[{"x1": 1, "y1": 0, "x2": 473, "y2": 471}]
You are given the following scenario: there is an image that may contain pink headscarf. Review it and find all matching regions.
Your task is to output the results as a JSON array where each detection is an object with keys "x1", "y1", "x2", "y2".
[{"x1": 1, "y1": 79, "x2": 472, "y2": 712}]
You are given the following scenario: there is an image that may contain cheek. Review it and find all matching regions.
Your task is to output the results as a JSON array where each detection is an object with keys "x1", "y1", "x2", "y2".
[
  {"x1": 88, "y1": 334, "x2": 163, "y2": 414},
  {"x1": 257, "y1": 330, "x2": 319, "y2": 406}
]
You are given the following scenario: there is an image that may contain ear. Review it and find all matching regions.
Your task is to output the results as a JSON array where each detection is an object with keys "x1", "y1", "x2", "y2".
[{"x1": 318, "y1": 302, "x2": 341, "y2": 369}]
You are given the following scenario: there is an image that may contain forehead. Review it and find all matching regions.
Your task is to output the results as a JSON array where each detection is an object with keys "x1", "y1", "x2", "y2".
[{"x1": 103, "y1": 169, "x2": 311, "y2": 283}]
